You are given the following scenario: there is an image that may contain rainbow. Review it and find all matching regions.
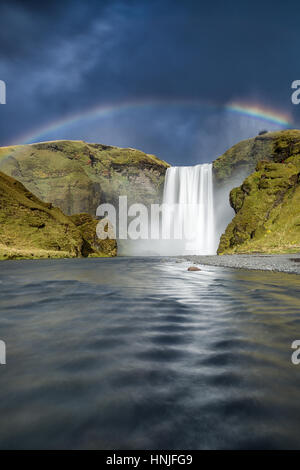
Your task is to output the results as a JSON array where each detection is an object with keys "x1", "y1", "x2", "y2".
[
  {"x1": 227, "y1": 102, "x2": 291, "y2": 127},
  {"x1": 12, "y1": 98, "x2": 293, "y2": 146}
]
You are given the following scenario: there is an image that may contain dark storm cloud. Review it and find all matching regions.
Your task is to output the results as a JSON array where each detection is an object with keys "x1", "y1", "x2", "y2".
[{"x1": 1, "y1": 0, "x2": 300, "y2": 156}]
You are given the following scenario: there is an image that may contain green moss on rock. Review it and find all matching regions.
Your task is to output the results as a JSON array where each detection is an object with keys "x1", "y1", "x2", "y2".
[
  {"x1": 0, "y1": 140, "x2": 170, "y2": 216},
  {"x1": 213, "y1": 130, "x2": 300, "y2": 184},
  {"x1": 218, "y1": 159, "x2": 300, "y2": 254},
  {"x1": 0, "y1": 171, "x2": 116, "y2": 260},
  {"x1": 70, "y1": 213, "x2": 117, "y2": 257}
]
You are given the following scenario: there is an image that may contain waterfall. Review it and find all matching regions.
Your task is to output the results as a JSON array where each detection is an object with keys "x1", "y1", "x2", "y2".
[
  {"x1": 162, "y1": 163, "x2": 216, "y2": 255},
  {"x1": 117, "y1": 163, "x2": 216, "y2": 256}
]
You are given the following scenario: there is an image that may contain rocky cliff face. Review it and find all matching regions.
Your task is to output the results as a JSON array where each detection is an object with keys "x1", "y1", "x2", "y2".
[
  {"x1": 213, "y1": 130, "x2": 300, "y2": 185},
  {"x1": 0, "y1": 171, "x2": 116, "y2": 260},
  {"x1": 217, "y1": 130, "x2": 300, "y2": 254},
  {"x1": 0, "y1": 140, "x2": 169, "y2": 216},
  {"x1": 70, "y1": 213, "x2": 117, "y2": 257}
]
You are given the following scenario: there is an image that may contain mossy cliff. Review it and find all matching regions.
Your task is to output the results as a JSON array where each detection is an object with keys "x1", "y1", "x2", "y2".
[
  {"x1": 0, "y1": 171, "x2": 116, "y2": 260},
  {"x1": 70, "y1": 213, "x2": 117, "y2": 257},
  {"x1": 213, "y1": 129, "x2": 300, "y2": 185},
  {"x1": 211, "y1": 130, "x2": 300, "y2": 242},
  {"x1": 0, "y1": 140, "x2": 169, "y2": 216},
  {"x1": 218, "y1": 134, "x2": 300, "y2": 254}
]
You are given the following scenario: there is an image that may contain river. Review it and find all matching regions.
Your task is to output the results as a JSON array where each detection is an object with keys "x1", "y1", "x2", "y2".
[{"x1": 0, "y1": 257, "x2": 300, "y2": 449}]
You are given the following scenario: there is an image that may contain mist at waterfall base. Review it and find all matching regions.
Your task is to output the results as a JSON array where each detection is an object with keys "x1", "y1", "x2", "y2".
[{"x1": 118, "y1": 163, "x2": 233, "y2": 256}]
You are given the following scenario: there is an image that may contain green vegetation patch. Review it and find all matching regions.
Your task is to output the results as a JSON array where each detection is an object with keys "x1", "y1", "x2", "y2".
[
  {"x1": 0, "y1": 170, "x2": 117, "y2": 260},
  {"x1": 218, "y1": 158, "x2": 300, "y2": 254}
]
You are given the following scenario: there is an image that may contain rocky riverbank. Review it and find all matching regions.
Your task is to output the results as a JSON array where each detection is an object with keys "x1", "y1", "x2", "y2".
[{"x1": 183, "y1": 253, "x2": 300, "y2": 274}]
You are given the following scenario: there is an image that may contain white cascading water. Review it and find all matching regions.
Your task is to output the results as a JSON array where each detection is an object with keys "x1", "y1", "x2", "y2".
[{"x1": 162, "y1": 163, "x2": 215, "y2": 255}]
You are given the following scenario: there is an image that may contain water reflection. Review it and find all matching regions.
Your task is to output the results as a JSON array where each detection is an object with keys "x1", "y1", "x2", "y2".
[{"x1": 0, "y1": 257, "x2": 300, "y2": 449}]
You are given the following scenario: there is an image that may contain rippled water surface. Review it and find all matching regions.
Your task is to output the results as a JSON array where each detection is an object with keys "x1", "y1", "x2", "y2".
[{"x1": 0, "y1": 257, "x2": 300, "y2": 449}]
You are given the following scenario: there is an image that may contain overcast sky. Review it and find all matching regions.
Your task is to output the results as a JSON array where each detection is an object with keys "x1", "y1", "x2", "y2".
[{"x1": 1, "y1": 0, "x2": 300, "y2": 165}]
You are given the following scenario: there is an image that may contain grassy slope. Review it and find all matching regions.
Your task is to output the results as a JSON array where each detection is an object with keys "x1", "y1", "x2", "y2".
[
  {"x1": 0, "y1": 170, "x2": 116, "y2": 260},
  {"x1": 0, "y1": 140, "x2": 170, "y2": 216}
]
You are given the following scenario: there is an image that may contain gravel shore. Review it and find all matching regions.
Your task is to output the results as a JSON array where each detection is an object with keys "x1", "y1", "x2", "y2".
[{"x1": 183, "y1": 253, "x2": 300, "y2": 275}]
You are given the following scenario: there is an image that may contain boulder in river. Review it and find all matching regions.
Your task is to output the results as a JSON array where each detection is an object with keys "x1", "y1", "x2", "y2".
[{"x1": 187, "y1": 266, "x2": 201, "y2": 271}]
